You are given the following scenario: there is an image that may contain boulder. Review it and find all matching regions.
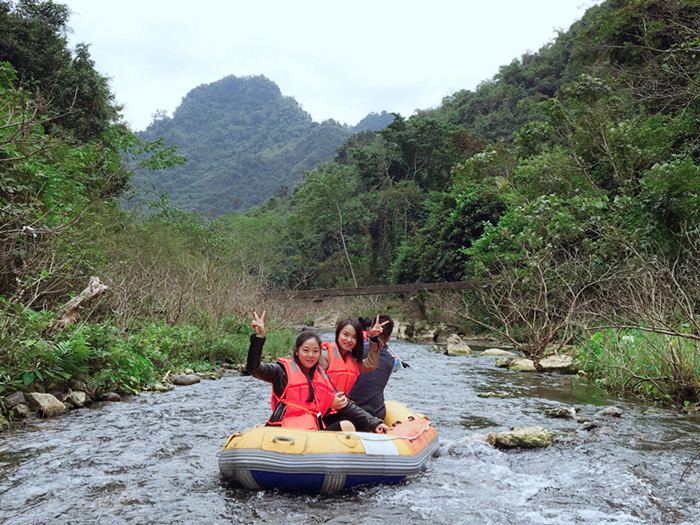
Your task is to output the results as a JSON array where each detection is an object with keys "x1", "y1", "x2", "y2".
[
  {"x1": 476, "y1": 391, "x2": 511, "y2": 398},
  {"x1": 171, "y1": 374, "x2": 201, "y2": 386},
  {"x1": 12, "y1": 403, "x2": 32, "y2": 418},
  {"x1": 495, "y1": 358, "x2": 513, "y2": 368},
  {"x1": 445, "y1": 335, "x2": 473, "y2": 356},
  {"x1": 484, "y1": 427, "x2": 554, "y2": 448},
  {"x1": 481, "y1": 348, "x2": 517, "y2": 356},
  {"x1": 540, "y1": 354, "x2": 576, "y2": 373},
  {"x1": 0, "y1": 413, "x2": 8, "y2": 430},
  {"x1": 5, "y1": 391, "x2": 26, "y2": 408},
  {"x1": 25, "y1": 392, "x2": 67, "y2": 417},
  {"x1": 64, "y1": 390, "x2": 89, "y2": 408},
  {"x1": 545, "y1": 406, "x2": 576, "y2": 419},
  {"x1": 597, "y1": 406, "x2": 623, "y2": 418},
  {"x1": 509, "y1": 357, "x2": 537, "y2": 372},
  {"x1": 101, "y1": 392, "x2": 121, "y2": 402}
]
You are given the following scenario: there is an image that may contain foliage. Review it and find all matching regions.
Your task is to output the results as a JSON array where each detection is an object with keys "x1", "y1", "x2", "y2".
[
  {"x1": 0, "y1": 0, "x2": 120, "y2": 141},
  {"x1": 577, "y1": 329, "x2": 700, "y2": 405},
  {"x1": 0, "y1": 301, "x2": 296, "y2": 397}
]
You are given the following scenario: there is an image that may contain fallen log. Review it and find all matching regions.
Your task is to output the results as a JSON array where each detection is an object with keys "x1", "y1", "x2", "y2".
[{"x1": 52, "y1": 276, "x2": 108, "y2": 331}]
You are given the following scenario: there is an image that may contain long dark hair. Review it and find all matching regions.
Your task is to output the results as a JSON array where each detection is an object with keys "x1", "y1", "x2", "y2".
[
  {"x1": 335, "y1": 318, "x2": 364, "y2": 364},
  {"x1": 293, "y1": 329, "x2": 322, "y2": 402}
]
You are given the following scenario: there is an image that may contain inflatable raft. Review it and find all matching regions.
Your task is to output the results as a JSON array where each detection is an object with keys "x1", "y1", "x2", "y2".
[{"x1": 218, "y1": 401, "x2": 439, "y2": 493}]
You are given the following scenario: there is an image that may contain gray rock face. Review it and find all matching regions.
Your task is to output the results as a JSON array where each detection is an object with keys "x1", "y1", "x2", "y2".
[{"x1": 25, "y1": 392, "x2": 67, "y2": 417}]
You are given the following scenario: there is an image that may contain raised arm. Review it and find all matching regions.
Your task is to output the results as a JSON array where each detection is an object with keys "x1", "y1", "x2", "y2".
[
  {"x1": 246, "y1": 310, "x2": 283, "y2": 384},
  {"x1": 358, "y1": 315, "x2": 390, "y2": 373}
]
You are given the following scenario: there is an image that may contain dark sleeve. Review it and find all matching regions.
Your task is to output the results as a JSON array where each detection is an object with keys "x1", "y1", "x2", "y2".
[
  {"x1": 336, "y1": 400, "x2": 383, "y2": 431},
  {"x1": 246, "y1": 334, "x2": 286, "y2": 394}
]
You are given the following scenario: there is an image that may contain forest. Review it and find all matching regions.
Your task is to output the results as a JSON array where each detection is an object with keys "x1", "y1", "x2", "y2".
[{"x1": 0, "y1": 0, "x2": 698, "y2": 421}]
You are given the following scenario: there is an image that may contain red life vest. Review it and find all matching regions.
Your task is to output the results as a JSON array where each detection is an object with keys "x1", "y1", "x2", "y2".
[
  {"x1": 322, "y1": 341, "x2": 360, "y2": 393},
  {"x1": 268, "y1": 358, "x2": 336, "y2": 430}
]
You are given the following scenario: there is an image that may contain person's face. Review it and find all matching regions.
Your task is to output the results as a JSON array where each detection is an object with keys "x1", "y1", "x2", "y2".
[
  {"x1": 337, "y1": 324, "x2": 357, "y2": 353},
  {"x1": 295, "y1": 339, "x2": 321, "y2": 371}
]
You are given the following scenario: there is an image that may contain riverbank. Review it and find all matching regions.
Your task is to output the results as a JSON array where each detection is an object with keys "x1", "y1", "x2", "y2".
[
  {"x1": 2, "y1": 336, "x2": 698, "y2": 524},
  {"x1": 2, "y1": 303, "x2": 698, "y2": 432}
]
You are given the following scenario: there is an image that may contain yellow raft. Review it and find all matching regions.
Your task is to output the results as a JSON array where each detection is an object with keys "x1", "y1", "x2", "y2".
[{"x1": 219, "y1": 401, "x2": 439, "y2": 493}]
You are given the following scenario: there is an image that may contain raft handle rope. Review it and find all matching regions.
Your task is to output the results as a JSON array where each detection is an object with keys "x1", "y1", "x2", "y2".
[
  {"x1": 352, "y1": 420, "x2": 432, "y2": 442},
  {"x1": 273, "y1": 436, "x2": 296, "y2": 444}
]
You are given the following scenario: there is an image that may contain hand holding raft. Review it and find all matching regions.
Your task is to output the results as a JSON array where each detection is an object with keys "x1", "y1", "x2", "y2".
[{"x1": 331, "y1": 391, "x2": 349, "y2": 410}]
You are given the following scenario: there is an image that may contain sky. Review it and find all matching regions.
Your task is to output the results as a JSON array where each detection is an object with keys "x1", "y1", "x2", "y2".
[{"x1": 61, "y1": 0, "x2": 602, "y2": 132}]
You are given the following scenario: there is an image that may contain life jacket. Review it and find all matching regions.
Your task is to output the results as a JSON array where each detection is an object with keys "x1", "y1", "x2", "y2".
[
  {"x1": 322, "y1": 341, "x2": 360, "y2": 393},
  {"x1": 268, "y1": 358, "x2": 336, "y2": 430}
]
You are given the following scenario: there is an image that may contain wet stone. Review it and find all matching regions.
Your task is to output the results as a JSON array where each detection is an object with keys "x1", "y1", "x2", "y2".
[
  {"x1": 25, "y1": 392, "x2": 67, "y2": 417},
  {"x1": 102, "y1": 392, "x2": 122, "y2": 402},
  {"x1": 445, "y1": 335, "x2": 473, "y2": 356},
  {"x1": 5, "y1": 391, "x2": 26, "y2": 408},
  {"x1": 484, "y1": 426, "x2": 554, "y2": 449},
  {"x1": 597, "y1": 406, "x2": 623, "y2": 418},
  {"x1": 481, "y1": 348, "x2": 517, "y2": 356},
  {"x1": 477, "y1": 391, "x2": 512, "y2": 398},
  {"x1": 545, "y1": 406, "x2": 576, "y2": 419},
  {"x1": 64, "y1": 390, "x2": 89, "y2": 408},
  {"x1": 171, "y1": 374, "x2": 201, "y2": 386}
]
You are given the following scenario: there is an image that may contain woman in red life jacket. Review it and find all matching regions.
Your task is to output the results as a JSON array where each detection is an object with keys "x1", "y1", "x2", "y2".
[
  {"x1": 319, "y1": 315, "x2": 390, "y2": 394},
  {"x1": 246, "y1": 311, "x2": 389, "y2": 433},
  {"x1": 319, "y1": 316, "x2": 389, "y2": 430}
]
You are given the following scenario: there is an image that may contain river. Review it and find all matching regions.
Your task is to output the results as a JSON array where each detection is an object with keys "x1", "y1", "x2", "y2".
[{"x1": 1, "y1": 337, "x2": 698, "y2": 524}]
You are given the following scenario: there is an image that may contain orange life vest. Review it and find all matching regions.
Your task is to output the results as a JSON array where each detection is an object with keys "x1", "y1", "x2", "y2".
[
  {"x1": 268, "y1": 358, "x2": 336, "y2": 430},
  {"x1": 322, "y1": 341, "x2": 360, "y2": 393}
]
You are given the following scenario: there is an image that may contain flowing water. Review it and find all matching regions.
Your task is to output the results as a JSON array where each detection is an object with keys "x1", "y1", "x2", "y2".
[{"x1": 1, "y1": 337, "x2": 699, "y2": 524}]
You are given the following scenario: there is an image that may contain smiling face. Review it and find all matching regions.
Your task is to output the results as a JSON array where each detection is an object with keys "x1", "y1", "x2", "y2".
[
  {"x1": 295, "y1": 338, "x2": 321, "y2": 371},
  {"x1": 337, "y1": 323, "x2": 358, "y2": 354}
]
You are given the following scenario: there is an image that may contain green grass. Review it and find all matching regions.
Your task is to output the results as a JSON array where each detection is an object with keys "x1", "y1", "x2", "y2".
[
  {"x1": 0, "y1": 307, "x2": 296, "y2": 399},
  {"x1": 576, "y1": 328, "x2": 700, "y2": 406}
]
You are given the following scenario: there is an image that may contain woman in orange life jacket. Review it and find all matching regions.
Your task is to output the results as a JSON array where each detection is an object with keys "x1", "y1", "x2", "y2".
[
  {"x1": 319, "y1": 315, "x2": 389, "y2": 429},
  {"x1": 319, "y1": 315, "x2": 390, "y2": 394},
  {"x1": 246, "y1": 311, "x2": 389, "y2": 433}
]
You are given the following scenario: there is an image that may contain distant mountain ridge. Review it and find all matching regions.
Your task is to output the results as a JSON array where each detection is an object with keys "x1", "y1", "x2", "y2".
[{"x1": 133, "y1": 75, "x2": 393, "y2": 213}]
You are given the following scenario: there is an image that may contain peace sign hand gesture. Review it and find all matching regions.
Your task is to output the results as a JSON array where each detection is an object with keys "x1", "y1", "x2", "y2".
[
  {"x1": 368, "y1": 315, "x2": 390, "y2": 339},
  {"x1": 252, "y1": 310, "x2": 267, "y2": 338}
]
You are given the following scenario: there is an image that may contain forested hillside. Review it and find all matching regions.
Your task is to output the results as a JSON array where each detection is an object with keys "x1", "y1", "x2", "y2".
[
  {"x1": 215, "y1": 0, "x2": 699, "y2": 399},
  {"x1": 0, "y1": 0, "x2": 698, "y2": 410},
  {"x1": 134, "y1": 77, "x2": 393, "y2": 213}
]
